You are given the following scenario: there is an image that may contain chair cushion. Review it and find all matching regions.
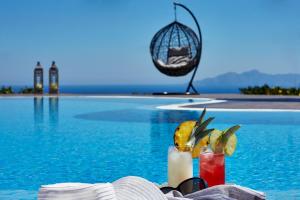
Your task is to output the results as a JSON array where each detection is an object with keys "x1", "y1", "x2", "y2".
[
  {"x1": 168, "y1": 47, "x2": 190, "y2": 57},
  {"x1": 168, "y1": 56, "x2": 191, "y2": 65},
  {"x1": 157, "y1": 59, "x2": 190, "y2": 69}
]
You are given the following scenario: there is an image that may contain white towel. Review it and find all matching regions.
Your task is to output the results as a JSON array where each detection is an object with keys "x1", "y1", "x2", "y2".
[{"x1": 166, "y1": 184, "x2": 266, "y2": 200}]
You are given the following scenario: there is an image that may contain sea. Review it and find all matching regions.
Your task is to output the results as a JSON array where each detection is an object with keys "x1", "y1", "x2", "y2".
[{"x1": 8, "y1": 85, "x2": 239, "y2": 94}]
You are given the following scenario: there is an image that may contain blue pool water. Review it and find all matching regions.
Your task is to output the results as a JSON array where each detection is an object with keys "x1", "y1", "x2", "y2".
[{"x1": 0, "y1": 97, "x2": 299, "y2": 199}]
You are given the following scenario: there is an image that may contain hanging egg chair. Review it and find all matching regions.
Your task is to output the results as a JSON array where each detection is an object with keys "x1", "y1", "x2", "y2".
[{"x1": 150, "y1": 3, "x2": 202, "y2": 94}]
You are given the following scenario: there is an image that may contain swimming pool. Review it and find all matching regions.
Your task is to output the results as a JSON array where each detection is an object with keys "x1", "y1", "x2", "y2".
[{"x1": 0, "y1": 97, "x2": 299, "y2": 199}]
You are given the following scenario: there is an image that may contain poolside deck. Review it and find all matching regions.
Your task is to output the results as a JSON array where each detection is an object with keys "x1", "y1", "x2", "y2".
[{"x1": 184, "y1": 94, "x2": 300, "y2": 110}]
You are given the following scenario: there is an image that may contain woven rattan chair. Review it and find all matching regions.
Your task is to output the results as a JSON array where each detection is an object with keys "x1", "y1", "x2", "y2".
[{"x1": 150, "y1": 3, "x2": 202, "y2": 94}]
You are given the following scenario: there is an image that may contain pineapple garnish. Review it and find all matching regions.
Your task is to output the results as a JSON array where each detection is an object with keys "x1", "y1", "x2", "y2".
[{"x1": 174, "y1": 108, "x2": 215, "y2": 158}]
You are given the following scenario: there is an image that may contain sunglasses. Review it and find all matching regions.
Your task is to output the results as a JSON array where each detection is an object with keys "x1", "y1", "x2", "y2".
[{"x1": 160, "y1": 177, "x2": 208, "y2": 195}]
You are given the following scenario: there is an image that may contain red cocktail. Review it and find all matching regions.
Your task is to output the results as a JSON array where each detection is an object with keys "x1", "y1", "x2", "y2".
[{"x1": 199, "y1": 152, "x2": 225, "y2": 187}]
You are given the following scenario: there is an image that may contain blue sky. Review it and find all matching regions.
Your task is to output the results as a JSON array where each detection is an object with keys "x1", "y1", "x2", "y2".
[{"x1": 0, "y1": 0, "x2": 299, "y2": 85}]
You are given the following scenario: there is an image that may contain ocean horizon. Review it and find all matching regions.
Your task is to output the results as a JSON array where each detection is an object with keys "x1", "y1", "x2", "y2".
[{"x1": 6, "y1": 85, "x2": 240, "y2": 94}]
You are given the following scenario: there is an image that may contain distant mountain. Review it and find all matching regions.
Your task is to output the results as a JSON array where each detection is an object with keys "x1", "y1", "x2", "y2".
[{"x1": 195, "y1": 70, "x2": 300, "y2": 93}]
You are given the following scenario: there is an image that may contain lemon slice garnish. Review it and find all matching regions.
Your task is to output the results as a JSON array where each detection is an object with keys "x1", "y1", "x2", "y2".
[
  {"x1": 224, "y1": 133, "x2": 237, "y2": 156},
  {"x1": 209, "y1": 129, "x2": 223, "y2": 153},
  {"x1": 209, "y1": 126, "x2": 239, "y2": 156}
]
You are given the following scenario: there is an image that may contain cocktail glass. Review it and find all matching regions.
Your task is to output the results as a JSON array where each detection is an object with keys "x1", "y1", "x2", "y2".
[
  {"x1": 199, "y1": 152, "x2": 225, "y2": 187},
  {"x1": 168, "y1": 146, "x2": 193, "y2": 187}
]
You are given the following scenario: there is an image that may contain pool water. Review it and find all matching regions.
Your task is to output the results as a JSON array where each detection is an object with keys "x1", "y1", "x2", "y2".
[{"x1": 0, "y1": 97, "x2": 299, "y2": 199}]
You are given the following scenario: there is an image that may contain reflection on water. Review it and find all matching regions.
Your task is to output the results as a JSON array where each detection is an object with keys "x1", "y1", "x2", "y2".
[
  {"x1": 49, "y1": 97, "x2": 59, "y2": 124},
  {"x1": 74, "y1": 109, "x2": 200, "y2": 123},
  {"x1": 34, "y1": 97, "x2": 44, "y2": 124},
  {"x1": 149, "y1": 110, "x2": 200, "y2": 139},
  {"x1": 149, "y1": 110, "x2": 200, "y2": 155},
  {"x1": 153, "y1": 110, "x2": 200, "y2": 124},
  {"x1": 34, "y1": 97, "x2": 59, "y2": 126}
]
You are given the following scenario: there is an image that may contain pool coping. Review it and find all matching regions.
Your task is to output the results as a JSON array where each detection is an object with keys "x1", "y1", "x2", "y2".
[
  {"x1": 157, "y1": 98, "x2": 300, "y2": 112},
  {"x1": 157, "y1": 103, "x2": 300, "y2": 112},
  {"x1": 1, "y1": 95, "x2": 300, "y2": 112}
]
